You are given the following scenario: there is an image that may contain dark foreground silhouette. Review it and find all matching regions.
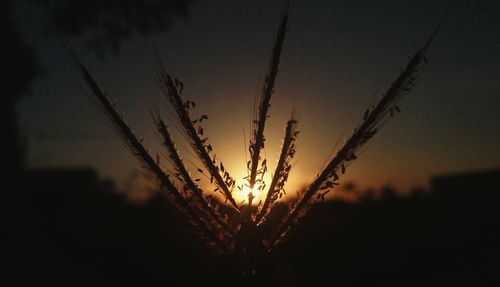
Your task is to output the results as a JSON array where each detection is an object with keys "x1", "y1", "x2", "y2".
[{"x1": 3, "y1": 168, "x2": 499, "y2": 286}]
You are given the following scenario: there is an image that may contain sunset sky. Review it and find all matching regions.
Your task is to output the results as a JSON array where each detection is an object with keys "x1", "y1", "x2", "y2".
[{"x1": 14, "y1": 0, "x2": 500, "y2": 197}]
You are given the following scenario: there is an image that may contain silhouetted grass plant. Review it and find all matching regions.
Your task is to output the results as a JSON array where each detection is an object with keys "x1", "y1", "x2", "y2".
[{"x1": 64, "y1": 5, "x2": 440, "y2": 265}]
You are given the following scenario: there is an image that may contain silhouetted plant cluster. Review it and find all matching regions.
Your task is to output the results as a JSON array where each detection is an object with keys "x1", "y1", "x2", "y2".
[{"x1": 65, "y1": 6, "x2": 439, "y2": 258}]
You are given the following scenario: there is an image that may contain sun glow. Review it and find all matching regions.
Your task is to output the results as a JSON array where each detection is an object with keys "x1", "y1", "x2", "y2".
[
  {"x1": 243, "y1": 184, "x2": 261, "y2": 201},
  {"x1": 232, "y1": 176, "x2": 271, "y2": 205}
]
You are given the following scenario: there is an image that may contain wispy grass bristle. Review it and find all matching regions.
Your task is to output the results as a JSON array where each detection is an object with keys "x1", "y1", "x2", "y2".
[
  {"x1": 61, "y1": 40, "x2": 228, "y2": 252},
  {"x1": 269, "y1": 20, "x2": 443, "y2": 247},
  {"x1": 248, "y1": 9, "x2": 288, "y2": 191},
  {"x1": 151, "y1": 49, "x2": 240, "y2": 211},
  {"x1": 255, "y1": 118, "x2": 297, "y2": 224},
  {"x1": 153, "y1": 114, "x2": 234, "y2": 236}
]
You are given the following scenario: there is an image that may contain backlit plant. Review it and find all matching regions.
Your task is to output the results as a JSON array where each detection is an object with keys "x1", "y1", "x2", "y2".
[{"x1": 64, "y1": 7, "x2": 439, "y2": 258}]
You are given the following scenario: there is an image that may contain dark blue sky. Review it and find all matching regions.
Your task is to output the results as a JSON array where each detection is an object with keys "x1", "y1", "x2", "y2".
[{"x1": 14, "y1": 0, "x2": 500, "y2": 194}]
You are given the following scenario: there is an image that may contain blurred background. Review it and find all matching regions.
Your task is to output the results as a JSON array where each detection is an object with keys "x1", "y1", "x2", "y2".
[{"x1": 3, "y1": 0, "x2": 500, "y2": 286}]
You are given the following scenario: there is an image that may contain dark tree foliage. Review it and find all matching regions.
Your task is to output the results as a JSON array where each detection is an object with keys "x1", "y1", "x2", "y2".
[
  {"x1": 32, "y1": 0, "x2": 193, "y2": 54},
  {"x1": 2, "y1": 0, "x2": 37, "y2": 171},
  {"x1": 3, "y1": 0, "x2": 192, "y2": 169}
]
